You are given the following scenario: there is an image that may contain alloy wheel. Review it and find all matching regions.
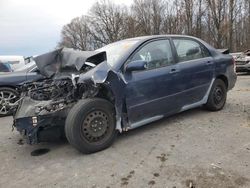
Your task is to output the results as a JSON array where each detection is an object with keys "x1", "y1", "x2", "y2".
[{"x1": 0, "y1": 91, "x2": 18, "y2": 115}]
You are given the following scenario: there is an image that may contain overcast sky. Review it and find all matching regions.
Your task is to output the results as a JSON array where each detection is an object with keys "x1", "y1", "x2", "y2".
[{"x1": 0, "y1": 0, "x2": 132, "y2": 56}]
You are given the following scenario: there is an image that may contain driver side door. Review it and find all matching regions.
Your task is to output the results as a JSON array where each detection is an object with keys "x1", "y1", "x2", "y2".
[{"x1": 123, "y1": 39, "x2": 182, "y2": 126}]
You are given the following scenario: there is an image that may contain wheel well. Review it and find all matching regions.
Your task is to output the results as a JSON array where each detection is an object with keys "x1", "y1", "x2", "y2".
[
  {"x1": 0, "y1": 85, "x2": 19, "y2": 91},
  {"x1": 216, "y1": 75, "x2": 228, "y2": 89},
  {"x1": 96, "y1": 85, "x2": 128, "y2": 131},
  {"x1": 96, "y1": 85, "x2": 115, "y2": 104}
]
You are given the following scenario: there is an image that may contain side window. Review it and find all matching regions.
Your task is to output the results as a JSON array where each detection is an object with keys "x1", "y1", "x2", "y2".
[
  {"x1": 130, "y1": 40, "x2": 174, "y2": 70},
  {"x1": 173, "y1": 39, "x2": 210, "y2": 62}
]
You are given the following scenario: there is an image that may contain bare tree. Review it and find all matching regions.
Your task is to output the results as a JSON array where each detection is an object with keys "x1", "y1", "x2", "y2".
[
  {"x1": 193, "y1": 0, "x2": 205, "y2": 38},
  {"x1": 243, "y1": 0, "x2": 250, "y2": 50},
  {"x1": 131, "y1": 0, "x2": 166, "y2": 35},
  {"x1": 88, "y1": 0, "x2": 128, "y2": 46},
  {"x1": 183, "y1": 0, "x2": 194, "y2": 35},
  {"x1": 205, "y1": 0, "x2": 228, "y2": 48},
  {"x1": 123, "y1": 14, "x2": 138, "y2": 38},
  {"x1": 58, "y1": 0, "x2": 249, "y2": 52},
  {"x1": 163, "y1": 0, "x2": 187, "y2": 34},
  {"x1": 59, "y1": 16, "x2": 94, "y2": 50}
]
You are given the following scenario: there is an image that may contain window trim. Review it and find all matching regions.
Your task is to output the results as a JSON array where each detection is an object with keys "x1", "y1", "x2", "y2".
[
  {"x1": 123, "y1": 38, "x2": 176, "y2": 72},
  {"x1": 171, "y1": 37, "x2": 212, "y2": 63}
]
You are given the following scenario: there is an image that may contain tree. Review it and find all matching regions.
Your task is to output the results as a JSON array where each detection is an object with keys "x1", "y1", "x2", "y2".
[
  {"x1": 194, "y1": 0, "x2": 205, "y2": 38},
  {"x1": 183, "y1": 0, "x2": 194, "y2": 35},
  {"x1": 59, "y1": 16, "x2": 94, "y2": 50},
  {"x1": 88, "y1": 0, "x2": 128, "y2": 46},
  {"x1": 131, "y1": 0, "x2": 166, "y2": 35},
  {"x1": 58, "y1": 0, "x2": 249, "y2": 52},
  {"x1": 205, "y1": 0, "x2": 227, "y2": 48}
]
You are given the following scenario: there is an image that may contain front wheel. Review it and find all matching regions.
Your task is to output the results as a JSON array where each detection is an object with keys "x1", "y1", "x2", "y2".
[
  {"x1": 65, "y1": 98, "x2": 117, "y2": 154},
  {"x1": 205, "y1": 79, "x2": 227, "y2": 111}
]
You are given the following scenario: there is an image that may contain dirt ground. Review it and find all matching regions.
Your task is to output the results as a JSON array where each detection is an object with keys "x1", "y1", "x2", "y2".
[{"x1": 0, "y1": 74, "x2": 249, "y2": 188}]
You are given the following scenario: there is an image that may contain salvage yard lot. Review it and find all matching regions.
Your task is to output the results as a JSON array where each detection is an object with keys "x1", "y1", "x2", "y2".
[{"x1": 0, "y1": 75, "x2": 250, "y2": 188}]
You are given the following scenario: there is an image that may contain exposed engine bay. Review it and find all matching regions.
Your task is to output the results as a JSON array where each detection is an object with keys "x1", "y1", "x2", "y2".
[
  {"x1": 28, "y1": 79, "x2": 76, "y2": 101},
  {"x1": 15, "y1": 70, "x2": 99, "y2": 118}
]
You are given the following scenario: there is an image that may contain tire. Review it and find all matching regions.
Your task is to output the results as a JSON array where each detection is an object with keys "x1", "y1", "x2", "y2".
[
  {"x1": 0, "y1": 87, "x2": 19, "y2": 117},
  {"x1": 205, "y1": 79, "x2": 227, "y2": 111},
  {"x1": 65, "y1": 98, "x2": 117, "y2": 154}
]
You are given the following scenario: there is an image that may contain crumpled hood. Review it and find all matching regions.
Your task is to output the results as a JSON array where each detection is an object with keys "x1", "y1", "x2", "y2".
[{"x1": 34, "y1": 48, "x2": 106, "y2": 78}]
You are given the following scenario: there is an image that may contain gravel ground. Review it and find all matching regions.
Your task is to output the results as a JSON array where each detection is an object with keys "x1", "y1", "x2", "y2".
[{"x1": 0, "y1": 74, "x2": 249, "y2": 188}]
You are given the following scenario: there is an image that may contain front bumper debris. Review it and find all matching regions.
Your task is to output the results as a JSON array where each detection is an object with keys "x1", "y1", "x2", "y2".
[{"x1": 14, "y1": 114, "x2": 65, "y2": 144}]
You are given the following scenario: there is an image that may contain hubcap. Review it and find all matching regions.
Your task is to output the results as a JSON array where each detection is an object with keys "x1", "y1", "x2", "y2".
[
  {"x1": 213, "y1": 86, "x2": 224, "y2": 105},
  {"x1": 81, "y1": 110, "x2": 109, "y2": 143},
  {"x1": 0, "y1": 91, "x2": 18, "y2": 115}
]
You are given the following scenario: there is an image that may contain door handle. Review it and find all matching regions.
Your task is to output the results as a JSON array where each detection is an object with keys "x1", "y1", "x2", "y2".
[
  {"x1": 170, "y1": 68, "x2": 178, "y2": 73},
  {"x1": 206, "y1": 61, "x2": 212, "y2": 65}
]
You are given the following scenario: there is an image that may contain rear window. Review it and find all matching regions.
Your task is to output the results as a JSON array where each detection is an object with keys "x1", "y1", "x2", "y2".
[{"x1": 173, "y1": 39, "x2": 210, "y2": 62}]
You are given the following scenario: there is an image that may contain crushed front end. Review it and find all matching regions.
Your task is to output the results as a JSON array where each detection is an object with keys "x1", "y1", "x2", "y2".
[
  {"x1": 13, "y1": 79, "x2": 78, "y2": 144},
  {"x1": 12, "y1": 48, "x2": 107, "y2": 144},
  {"x1": 14, "y1": 109, "x2": 68, "y2": 144}
]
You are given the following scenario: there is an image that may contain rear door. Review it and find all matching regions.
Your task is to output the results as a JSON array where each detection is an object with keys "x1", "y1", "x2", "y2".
[{"x1": 172, "y1": 38, "x2": 214, "y2": 108}]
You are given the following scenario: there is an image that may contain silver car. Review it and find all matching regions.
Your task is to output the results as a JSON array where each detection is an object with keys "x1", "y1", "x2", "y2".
[{"x1": 232, "y1": 50, "x2": 250, "y2": 72}]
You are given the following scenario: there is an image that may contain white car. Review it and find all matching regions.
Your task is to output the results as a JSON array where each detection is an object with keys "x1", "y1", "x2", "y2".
[
  {"x1": 231, "y1": 50, "x2": 250, "y2": 72},
  {"x1": 0, "y1": 55, "x2": 26, "y2": 72}
]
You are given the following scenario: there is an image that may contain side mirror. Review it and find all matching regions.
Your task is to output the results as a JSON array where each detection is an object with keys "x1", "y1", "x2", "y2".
[
  {"x1": 186, "y1": 47, "x2": 200, "y2": 56},
  {"x1": 125, "y1": 60, "x2": 147, "y2": 72}
]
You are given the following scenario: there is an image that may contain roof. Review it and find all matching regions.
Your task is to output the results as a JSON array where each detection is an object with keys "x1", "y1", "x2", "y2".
[{"x1": 122, "y1": 34, "x2": 200, "y2": 41}]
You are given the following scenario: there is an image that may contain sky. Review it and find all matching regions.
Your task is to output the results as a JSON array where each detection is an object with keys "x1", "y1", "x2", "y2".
[{"x1": 0, "y1": 0, "x2": 133, "y2": 56}]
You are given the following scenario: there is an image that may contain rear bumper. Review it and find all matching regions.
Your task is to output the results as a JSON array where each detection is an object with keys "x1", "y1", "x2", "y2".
[
  {"x1": 228, "y1": 72, "x2": 237, "y2": 91},
  {"x1": 14, "y1": 114, "x2": 65, "y2": 144}
]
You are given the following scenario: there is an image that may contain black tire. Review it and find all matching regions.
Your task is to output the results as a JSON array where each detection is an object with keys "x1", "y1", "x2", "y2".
[
  {"x1": 65, "y1": 98, "x2": 117, "y2": 154},
  {"x1": 0, "y1": 87, "x2": 19, "y2": 117},
  {"x1": 205, "y1": 79, "x2": 227, "y2": 111}
]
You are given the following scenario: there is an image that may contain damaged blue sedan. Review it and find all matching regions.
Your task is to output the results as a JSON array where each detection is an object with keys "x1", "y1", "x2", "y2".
[{"x1": 13, "y1": 35, "x2": 237, "y2": 154}]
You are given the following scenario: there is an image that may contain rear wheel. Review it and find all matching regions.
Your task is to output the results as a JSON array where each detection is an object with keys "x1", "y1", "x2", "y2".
[
  {"x1": 205, "y1": 79, "x2": 227, "y2": 111},
  {"x1": 0, "y1": 87, "x2": 19, "y2": 116},
  {"x1": 65, "y1": 98, "x2": 117, "y2": 154}
]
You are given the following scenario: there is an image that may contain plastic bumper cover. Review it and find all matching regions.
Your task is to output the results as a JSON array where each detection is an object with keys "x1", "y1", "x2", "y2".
[{"x1": 14, "y1": 114, "x2": 65, "y2": 144}]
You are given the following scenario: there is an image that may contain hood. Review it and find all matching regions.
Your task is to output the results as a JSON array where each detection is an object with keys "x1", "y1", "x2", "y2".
[
  {"x1": 0, "y1": 71, "x2": 27, "y2": 78},
  {"x1": 0, "y1": 71, "x2": 28, "y2": 86},
  {"x1": 34, "y1": 48, "x2": 106, "y2": 78}
]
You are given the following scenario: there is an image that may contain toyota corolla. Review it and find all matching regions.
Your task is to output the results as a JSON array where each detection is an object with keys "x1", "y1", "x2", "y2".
[{"x1": 13, "y1": 35, "x2": 237, "y2": 154}]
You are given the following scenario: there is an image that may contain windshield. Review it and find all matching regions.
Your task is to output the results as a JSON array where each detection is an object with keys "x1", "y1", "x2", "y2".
[
  {"x1": 15, "y1": 61, "x2": 36, "y2": 72},
  {"x1": 96, "y1": 39, "x2": 139, "y2": 67}
]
